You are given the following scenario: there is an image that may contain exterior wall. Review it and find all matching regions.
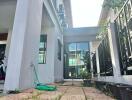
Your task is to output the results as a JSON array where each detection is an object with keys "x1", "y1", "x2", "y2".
[
  {"x1": 38, "y1": 28, "x2": 55, "y2": 84},
  {"x1": 38, "y1": 0, "x2": 64, "y2": 84},
  {"x1": 1, "y1": 0, "x2": 65, "y2": 91},
  {"x1": 54, "y1": 28, "x2": 64, "y2": 82},
  {"x1": 38, "y1": 27, "x2": 63, "y2": 84},
  {"x1": 63, "y1": 0, "x2": 73, "y2": 28}
]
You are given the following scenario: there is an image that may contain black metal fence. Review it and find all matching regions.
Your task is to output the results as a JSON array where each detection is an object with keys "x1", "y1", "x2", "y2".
[
  {"x1": 114, "y1": 0, "x2": 132, "y2": 75},
  {"x1": 98, "y1": 34, "x2": 113, "y2": 76},
  {"x1": 92, "y1": 53, "x2": 97, "y2": 77}
]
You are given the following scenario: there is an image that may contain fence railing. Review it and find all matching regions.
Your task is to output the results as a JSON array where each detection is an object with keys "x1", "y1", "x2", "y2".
[
  {"x1": 115, "y1": 0, "x2": 132, "y2": 75},
  {"x1": 92, "y1": 53, "x2": 97, "y2": 77},
  {"x1": 98, "y1": 34, "x2": 113, "y2": 76}
]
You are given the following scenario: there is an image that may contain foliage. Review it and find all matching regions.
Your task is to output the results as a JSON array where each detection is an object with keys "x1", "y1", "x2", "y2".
[
  {"x1": 82, "y1": 51, "x2": 91, "y2": 69},
  {"x1": 104, "y1": 0, "x2": 126, "y2": 11},
  {"x1": 80, "y1": 51, "x2": 91, "y2": 79},
  {"x1": 96, "y1": 20, "x2": 109, "y2": 39},
  {"x1": 80, "y1": 69, "x2": 91, "y2": 80}
]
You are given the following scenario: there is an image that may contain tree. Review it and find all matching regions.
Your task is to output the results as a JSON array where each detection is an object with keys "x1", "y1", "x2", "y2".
[
  {"x1": 82, "y1": 51, "x2": 91, "y2": 71},
  {"x1": 104, "y1": 0, "x2": 126, "y2": 12},
  {"x1": 96, "y1": 20, "x2": 109, "y2": 39}
]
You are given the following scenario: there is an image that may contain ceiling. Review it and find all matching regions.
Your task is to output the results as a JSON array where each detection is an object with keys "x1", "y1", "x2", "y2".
[
  {"x1": 0, "y1": 1, "x2": 17, "y2": 33},
  {"x1": 0, "y1": 0, "x2": 54, "y2": 33}
]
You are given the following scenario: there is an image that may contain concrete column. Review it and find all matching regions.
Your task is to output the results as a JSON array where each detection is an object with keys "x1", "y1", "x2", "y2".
[
  {"x1": 89, "y1": 42, "x2": 94, "y2": 78},
  {"x1": 96, "y1": 49, "x2": 100, "y2": 79},
  {"x1": 108, "y1": 23, "x2": 121, "y2": 82},
  {"x1": 4, "y1": 0, "x2": 43, "y2": 91}
]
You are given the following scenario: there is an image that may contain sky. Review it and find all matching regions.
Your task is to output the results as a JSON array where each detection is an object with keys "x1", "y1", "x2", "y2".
[{"x1": 71, "y1": 0, "x2": 104, "y2": 28}]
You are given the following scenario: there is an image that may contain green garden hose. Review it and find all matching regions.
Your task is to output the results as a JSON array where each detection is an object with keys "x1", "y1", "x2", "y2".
[{"x1": 32, "y1": 64, "x2": 56, "y2": 91}]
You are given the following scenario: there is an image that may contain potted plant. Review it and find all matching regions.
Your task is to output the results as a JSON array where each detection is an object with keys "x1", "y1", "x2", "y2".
[
  {"x1": 79, "y1": 51, "x2": 92, "y2": 86},
  {"x1": 80, "y1": 69, "x2": 91, "y2": 86}
]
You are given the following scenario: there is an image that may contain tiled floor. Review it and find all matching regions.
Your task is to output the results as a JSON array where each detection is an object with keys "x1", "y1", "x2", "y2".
[{"x1": 0, "y1": 82, "x2": 115, "y2": 100}]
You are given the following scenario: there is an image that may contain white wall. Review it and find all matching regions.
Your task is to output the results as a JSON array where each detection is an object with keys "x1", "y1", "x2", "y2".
[
  {"x1": 38, "y1": 0, "x2": 64, "y2": 84},
  {"x1": 38, "y1": 27, "x2": 64, "y2": 84},
  {"x1": 38, "y1": 28, "x2": 55, "y2": 84},
  {"x1": 54, "y1": 28, "x2": 63, "y2": 82}
]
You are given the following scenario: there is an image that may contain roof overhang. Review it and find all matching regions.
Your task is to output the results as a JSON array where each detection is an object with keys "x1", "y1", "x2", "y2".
[
  {"x1": 98, "y1": 0, "x2": 110, "y2": 25},
  {"x1": 64, "y1": 27, "x2": 99, "y2": 36}
]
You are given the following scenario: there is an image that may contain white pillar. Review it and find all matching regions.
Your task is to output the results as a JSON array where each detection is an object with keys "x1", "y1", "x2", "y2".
[
  {"x1": 4, "y1": 0, "x2": 43, "y2": 91},
  {"x1": 108, "y1": 23, "x2": 121, "y2": 82},
  {"x1": 96, "y1": 49, "x2": 100, "y2": 79},
  {"x1": 89, "y1": 42, "x2": 94, "y2": 78}
]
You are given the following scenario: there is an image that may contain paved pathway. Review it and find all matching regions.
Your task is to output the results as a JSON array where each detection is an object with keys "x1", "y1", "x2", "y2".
[{"x1": 0, "y1": 82, "x2": 114, "y2": 100}]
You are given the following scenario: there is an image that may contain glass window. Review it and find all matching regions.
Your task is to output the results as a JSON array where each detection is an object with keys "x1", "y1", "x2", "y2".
[
  {"x1": 77, "y1": 43, "x2": 88, "y2": 51},
  {"x1": 64, "y1": 42, "x2": 90, "y2": 79},
  {"x1": 69, "y1": 43, "x2": 76, "y2": 51},
  {"x1": 39, "y1": 34, "x2": 47, "y2": 64},
  {"x1": 68, "y1": 43, "x2": 89, "y2": 66}
]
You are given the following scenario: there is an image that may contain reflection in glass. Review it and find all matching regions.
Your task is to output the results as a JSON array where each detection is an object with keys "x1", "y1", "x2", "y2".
[{"x1": 64, "y1": 42, "x2": 90, "y2": 79}]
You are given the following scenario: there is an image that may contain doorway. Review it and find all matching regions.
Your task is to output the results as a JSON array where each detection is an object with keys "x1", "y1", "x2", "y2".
[{"x1": 0, "y1": 33, "x2": 8, "y2": 81}]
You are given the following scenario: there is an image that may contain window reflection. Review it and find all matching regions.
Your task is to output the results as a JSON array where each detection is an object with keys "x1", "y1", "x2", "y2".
[
  {"x1": 39, "y1": 34, "x2": 47, "y2": 64},
  {"x1": 64, "y1": 42, "x2": 90, "y2": 79}
]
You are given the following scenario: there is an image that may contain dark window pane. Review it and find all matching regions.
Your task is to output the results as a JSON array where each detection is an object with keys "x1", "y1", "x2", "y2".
[
  {"x1": 58, "y1": 40, "x2": 62, "y2": 60},
  {"x1": 39, "y1": 34, "x2": 47, "y2": 64}
]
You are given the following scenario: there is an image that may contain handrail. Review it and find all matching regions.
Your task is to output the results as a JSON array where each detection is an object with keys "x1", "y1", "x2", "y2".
[{"x1": 115, "y1": 0, "x2": 130, "y2": 20}]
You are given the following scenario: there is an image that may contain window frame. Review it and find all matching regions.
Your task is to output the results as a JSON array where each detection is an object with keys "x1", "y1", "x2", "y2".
[
  {"x1": 58, "y1": 39, "x2": 62, "y2": 61},
  {"x1": 39, "y1": 34, "x2": 47, "y2": 64}
]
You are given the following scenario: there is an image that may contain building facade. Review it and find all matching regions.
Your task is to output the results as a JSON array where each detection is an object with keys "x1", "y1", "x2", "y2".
[
  {"x1": 0, "y1": 0, "x2": 73, "y2": 91},
  {"x1": 0, "y1": 0, "x2": 132, "y2": 92}
]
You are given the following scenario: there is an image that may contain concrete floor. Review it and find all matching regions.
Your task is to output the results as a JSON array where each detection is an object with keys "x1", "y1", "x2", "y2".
[{"x1": 0, "y1": 82, "x2": 115, "y2": 100}]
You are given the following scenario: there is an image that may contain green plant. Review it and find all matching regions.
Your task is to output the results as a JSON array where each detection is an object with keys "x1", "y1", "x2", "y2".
[
  {"x1": 103, "y1": 0, "x2": 126, "y2": 12},
  {"x1": 82, "y1": 51, "x2": 91, "y2": 70},
  {"x1": 80, "y1": 69, "x2": 91, "y2": 81},
  {"x1": 96, "y1": 20, "x2": 109, "y2": 39}
]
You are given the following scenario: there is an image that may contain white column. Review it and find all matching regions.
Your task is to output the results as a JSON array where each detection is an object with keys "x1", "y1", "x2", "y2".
[
  {"x1": 89, "y1": 42, "x2": 94, "y2": 78},
  {"x1": 4, "y1": 0, "x2": 43, "y2": 91},
  {"x1": 108, "y1": 23, "x2": 121, "y2": 82},
  {"x1": 96, "y1": 49, "x2": 100, "y2": 79}
]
